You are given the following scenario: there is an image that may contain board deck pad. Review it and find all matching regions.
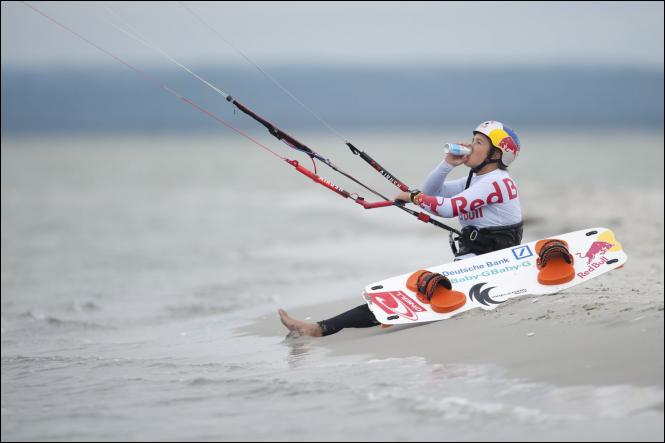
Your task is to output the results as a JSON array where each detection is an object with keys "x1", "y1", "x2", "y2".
[{"x1": 362, "y1": 227, "x2": 627, "y2": 325}]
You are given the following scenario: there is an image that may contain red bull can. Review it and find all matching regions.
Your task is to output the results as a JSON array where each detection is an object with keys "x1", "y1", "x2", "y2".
[{"x1": 444, "y1": 143, "x2": 472, "y2": 156}]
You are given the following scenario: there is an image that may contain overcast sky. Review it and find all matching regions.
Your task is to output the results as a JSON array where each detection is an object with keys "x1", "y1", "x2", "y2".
[{"x1": 1, "y1": 1, "x2": 663, "y2": 69}]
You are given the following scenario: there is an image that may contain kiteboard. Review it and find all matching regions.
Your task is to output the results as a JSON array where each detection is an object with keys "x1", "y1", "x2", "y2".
[{"x1": 362, "y1": 227, "x2": 626, "y2": 325}]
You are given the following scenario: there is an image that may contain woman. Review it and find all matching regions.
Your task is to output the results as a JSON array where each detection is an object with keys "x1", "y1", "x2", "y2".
[{"x1": 279, "y1": 121, "x2": 523, "y2": 337}]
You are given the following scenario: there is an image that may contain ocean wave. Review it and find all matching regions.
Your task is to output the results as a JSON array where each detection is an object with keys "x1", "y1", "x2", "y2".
[
  {"x1": 164, "y1": 297, "x2": 276, "y2": 320},
  {"x1": 1, "y1": 355, "x2": 104, "y2": 368},
  {"x1": 269, "y1": 356, "x2": 664, "y2": 424},
  {"x1": 16, "y1": 310, "x2": 109, "y2": 330},
  {"x1": 67, "y1": 301, "x2": 102, "y2": 313}
]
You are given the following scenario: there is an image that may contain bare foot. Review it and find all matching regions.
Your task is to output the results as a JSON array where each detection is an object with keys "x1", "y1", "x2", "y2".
[{"x1": 278, "y1": 309, "x2": 323, "y2": 337}]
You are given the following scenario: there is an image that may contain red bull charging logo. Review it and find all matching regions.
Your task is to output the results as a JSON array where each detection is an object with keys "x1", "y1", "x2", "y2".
[
  {"x1": 498, "y1": 136, "x2": 519, "y2": 154},
  {"x1": 576, "y1": 241, "x2": 614, "y2": 264},
  {"x1": 488, "y1": 127, "x2": 520, "y2": 163},
  {"x1": 576, "y1": 231, "x2": 622, "y2": 279}
]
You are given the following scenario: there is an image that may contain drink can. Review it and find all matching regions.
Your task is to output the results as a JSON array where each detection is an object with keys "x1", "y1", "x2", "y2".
[{"x1": 443, "y1": 143, "x2": 472, "y2": 156}]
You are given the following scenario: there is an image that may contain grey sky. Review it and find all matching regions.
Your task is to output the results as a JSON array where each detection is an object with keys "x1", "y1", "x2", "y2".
[{"x1": 1, "y1": 1, "x2": 663, "y2": 69}]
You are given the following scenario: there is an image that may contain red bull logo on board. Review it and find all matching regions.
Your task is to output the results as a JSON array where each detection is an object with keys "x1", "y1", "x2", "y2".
[
  {"x1": 576, "y1": 241, "x2": 614, "y2": 264},
  {"x1": 575, "y1": 231, "x2": 622, "y2": 279}
]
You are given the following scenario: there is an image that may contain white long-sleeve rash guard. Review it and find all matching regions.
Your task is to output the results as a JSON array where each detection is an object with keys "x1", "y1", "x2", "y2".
[{"x1": 418, "y1": 161, "x2": 522, "y2": 228}]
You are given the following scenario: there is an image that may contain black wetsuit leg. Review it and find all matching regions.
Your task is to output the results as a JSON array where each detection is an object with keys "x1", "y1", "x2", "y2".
[{"x1": 317, "y1": 304, "x2": 380, "y2": 336}]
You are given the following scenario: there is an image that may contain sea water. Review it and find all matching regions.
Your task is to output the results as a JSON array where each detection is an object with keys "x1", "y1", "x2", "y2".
[{"x1": 2, "y1": 131, "x2": 663, "y2": 440}]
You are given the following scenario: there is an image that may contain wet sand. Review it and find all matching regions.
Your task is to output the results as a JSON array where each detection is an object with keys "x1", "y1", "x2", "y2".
[{"x1": 242, "y1": 185, "x2": 664, "y2": 388}]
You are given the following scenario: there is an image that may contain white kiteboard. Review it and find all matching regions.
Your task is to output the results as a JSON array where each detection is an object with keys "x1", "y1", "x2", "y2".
[{"x1": 362, "y1": 227, "x2": 627, "y2": 325}]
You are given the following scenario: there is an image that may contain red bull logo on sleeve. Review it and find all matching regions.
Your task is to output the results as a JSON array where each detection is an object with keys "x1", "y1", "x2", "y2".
[
  {"x1": 575, "y1": 231, "x2": 623, "y2": 279},
  {"x1": 419, "y1": 194, "x2": 445, "y2": 214}
]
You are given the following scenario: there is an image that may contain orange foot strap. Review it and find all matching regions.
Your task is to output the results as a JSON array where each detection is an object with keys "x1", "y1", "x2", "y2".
[
  {"x1": 535, "y1": 239, "x2": 576, "y2": 285},
  {"x1": 406, "y1": 270, "x2": 467, "y2": 313}
]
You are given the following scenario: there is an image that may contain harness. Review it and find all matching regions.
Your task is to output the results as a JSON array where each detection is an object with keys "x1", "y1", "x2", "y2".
[{"x1": 449, "y1": 221, "x2": 524, "y2": 257}]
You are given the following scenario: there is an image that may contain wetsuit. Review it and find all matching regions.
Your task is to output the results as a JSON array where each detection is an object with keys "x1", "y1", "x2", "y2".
[{"x1": 317, "y1": 160, "x2": 523, "y2": 336}]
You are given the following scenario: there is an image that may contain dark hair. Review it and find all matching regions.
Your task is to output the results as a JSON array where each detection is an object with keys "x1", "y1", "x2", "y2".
[{"x1": 490, "y1": 147, "x2": 508, "y2": 170}]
